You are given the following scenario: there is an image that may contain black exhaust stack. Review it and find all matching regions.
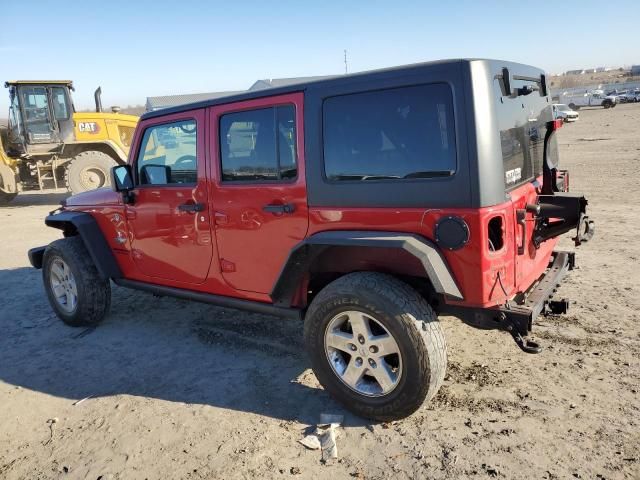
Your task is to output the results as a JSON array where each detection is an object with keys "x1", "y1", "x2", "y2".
[{"x1": 94, "y1": 87, "x2": 103, "y2": 113}]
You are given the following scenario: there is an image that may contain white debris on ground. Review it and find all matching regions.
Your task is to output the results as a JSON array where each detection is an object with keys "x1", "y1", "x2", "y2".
[{"x1": 298, "y1": 414, "x2": 344, "y2": 462}]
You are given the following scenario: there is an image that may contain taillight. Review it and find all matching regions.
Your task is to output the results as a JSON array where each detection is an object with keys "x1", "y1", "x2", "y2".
[{"x1": 548, "y1": 119, "x2": 563, "y2": 131}]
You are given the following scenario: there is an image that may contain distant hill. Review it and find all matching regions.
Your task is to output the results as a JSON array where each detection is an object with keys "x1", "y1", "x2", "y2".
[{"x1": 550, "y1": 69, "x2": 639, "y2": 90}]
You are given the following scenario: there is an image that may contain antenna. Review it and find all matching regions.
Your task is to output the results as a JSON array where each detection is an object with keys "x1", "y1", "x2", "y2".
[{"x1": 344, "y1": 49, "x2": 348, "y2": 74}]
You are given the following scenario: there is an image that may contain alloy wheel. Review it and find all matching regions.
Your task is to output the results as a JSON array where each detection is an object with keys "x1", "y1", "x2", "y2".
[
  {"x1": 49, "y1": 257, "x2": 78, "y2": 313},
  {"x1": 324, "y1": 310, "x2": 403, "y2": 397}
]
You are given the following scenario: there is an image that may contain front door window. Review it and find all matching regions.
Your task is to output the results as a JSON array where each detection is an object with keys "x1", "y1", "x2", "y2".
[
  {"x1": 136, "y1": 120, "x2": 198, "y2": 186},
  {"x1": 19, "y1": 86, "x2": 56, "y2": 143}
]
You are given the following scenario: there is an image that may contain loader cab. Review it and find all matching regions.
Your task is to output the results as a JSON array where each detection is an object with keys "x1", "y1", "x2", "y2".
[{"x1": 4, "y1": 81, "x2": 75, "y2": 156}]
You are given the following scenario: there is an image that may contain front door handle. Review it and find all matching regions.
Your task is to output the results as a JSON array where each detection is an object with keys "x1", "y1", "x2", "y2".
[
  {"x1": 263, "y1": 203, "x2": 295, "y2": 214},
  {"x1": 178, "y1": 202, "x2": 205, "y2": 213}
]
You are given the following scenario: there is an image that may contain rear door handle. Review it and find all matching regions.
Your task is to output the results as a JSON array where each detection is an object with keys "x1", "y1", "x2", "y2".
[
  {"x1": 263, "y1": 203, "x2": 295, "y2": 214},
  {"x1": 178, "y1": 202, "x2": 205, "y2": 213}
]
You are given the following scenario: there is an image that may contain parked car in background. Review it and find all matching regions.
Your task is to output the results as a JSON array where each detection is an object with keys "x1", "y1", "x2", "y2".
[
  {"x1": 560, "y1": 89, "x2": 617, "y2": 109},
  {"x1": 617, "y1": 91, "x2": 635, "y2": 103},
  {"x1": 553, "y1": 103, "x2": 579, "y2": 122}
]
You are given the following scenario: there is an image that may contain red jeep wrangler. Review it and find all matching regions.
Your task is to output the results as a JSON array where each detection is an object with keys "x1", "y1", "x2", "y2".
[{"x1": 29, "y1": 60, "x2": 594, "y2": 420}]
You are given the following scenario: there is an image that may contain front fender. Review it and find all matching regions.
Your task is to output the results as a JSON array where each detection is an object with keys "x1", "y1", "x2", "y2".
[{"x1": 43, "y1": 211, "x2": 122, "y2": 279}]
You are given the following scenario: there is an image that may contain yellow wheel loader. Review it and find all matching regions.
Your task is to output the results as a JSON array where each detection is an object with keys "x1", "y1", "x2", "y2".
[{"x1": 0, "y1": 80, "x2": 138, "y2": 204}]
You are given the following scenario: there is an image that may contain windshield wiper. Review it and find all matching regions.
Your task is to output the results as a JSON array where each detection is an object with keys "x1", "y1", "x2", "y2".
[
  {"x1": 329, "y1": 171, "x2": 453, "y2": 181},
  {"x1": 329, "y1": 174, "x2": 401, "y2": 181},
  {"x1": 404, "y1": 170, "x2": 454, "y2": 179},
  {"x1": 362, "y1": 175, "x2": 402, "y2": 180}
]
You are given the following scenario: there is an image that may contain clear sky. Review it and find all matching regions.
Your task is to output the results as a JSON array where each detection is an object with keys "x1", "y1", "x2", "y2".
[{"x1": 1, "y1": 0, "x2": 637, "y2": 112}]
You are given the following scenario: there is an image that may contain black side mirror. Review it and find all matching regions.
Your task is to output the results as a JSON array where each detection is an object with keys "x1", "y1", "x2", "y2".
[
  {"x1": 139, "y1": 164, "x2": 171, "y2": 185},
  {"x1": 111, "y1": 165, "x2": 133, "y2": 192}
]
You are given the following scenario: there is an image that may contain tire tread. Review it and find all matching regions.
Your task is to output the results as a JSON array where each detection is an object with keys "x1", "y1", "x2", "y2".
[
  {"x1": 43, "y1": 236, "x2": 111, "y2": 326},
  {"x1": 304, "y1": 272, "x2": 447, "y2": 420}
]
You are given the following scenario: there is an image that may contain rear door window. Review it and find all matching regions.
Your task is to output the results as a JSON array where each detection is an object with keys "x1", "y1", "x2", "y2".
[
  {"x1": 323, "y1": 83, "x2": 456, "y2": 181},
  {"x1": 219, "y1": 105, "x2": 297, "y2": 181}
]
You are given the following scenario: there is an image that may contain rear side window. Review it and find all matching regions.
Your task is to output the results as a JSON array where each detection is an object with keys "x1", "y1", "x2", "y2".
[
  {"x1": 136, "y1": 120, "x2": 197, "y2": 185},
  {"x1": 323, "y1": 83, "x2": 456, "y2": 181},
  {"x1": 219, "y1": 105, "x2": 297, "y2": 182}
]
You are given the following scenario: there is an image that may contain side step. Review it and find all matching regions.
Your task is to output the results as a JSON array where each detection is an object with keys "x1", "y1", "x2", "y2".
[{"x1": 113, "y1": 278, "x2": 303, "y2": 320}]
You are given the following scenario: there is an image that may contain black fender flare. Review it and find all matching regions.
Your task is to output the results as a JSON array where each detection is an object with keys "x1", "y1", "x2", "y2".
[
  {"x1": 41, "y1": 211, "x2": 122, "y2": 280},
  {"x1": 270, "y1": 230, "x2": 463, "y2": 307}
]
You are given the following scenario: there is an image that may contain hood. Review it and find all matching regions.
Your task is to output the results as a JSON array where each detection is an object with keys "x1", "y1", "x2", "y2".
[{"x1": 64, "y1": 187, "x2": 122, "y2": 207}]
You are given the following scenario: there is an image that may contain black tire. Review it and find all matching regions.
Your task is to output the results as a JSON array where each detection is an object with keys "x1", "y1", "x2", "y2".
[
  {"x1": 65, "y1": 150, "x2": 118, "y2": 195},
  {"x1": 304, "y1": 272, "x2": 447, "y2": 421},
  {"x1": 42, "y1": 236, "x2": 111, "y2": 327},
  {"x1": 0, "y1": 166, "x2": 18, "y2": 205},
  {"x1": 568, "y1": 103, "x2": 576, "y2": 110}
]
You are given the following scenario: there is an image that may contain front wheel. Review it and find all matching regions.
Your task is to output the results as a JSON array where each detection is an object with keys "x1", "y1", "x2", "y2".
[
  {"x1": 304, "y1": 272, "x2": 447, "y2": 421},
  {"x1": 65, "y1": 151, "x2": 118, "y2": 194},
  {"x1": 43, "y1": 236, "x2": 111, "y2": 327}
]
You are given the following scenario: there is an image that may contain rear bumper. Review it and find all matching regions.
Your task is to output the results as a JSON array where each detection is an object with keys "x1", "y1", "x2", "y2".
[
  {"x1": 442, "y1": 250, "x2": 575, "y2": 338},
  {"x1": 498, "y1": 250, "x2": 574, "y2": 336}
]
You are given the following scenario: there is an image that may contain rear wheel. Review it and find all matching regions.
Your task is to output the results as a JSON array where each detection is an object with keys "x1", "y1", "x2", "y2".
[
  {"x1": 65, "y1": 151, "x2": 117, "y2": 194},
  {"x1": 304, "y1": 272, "x2": 447, "y2": 421},
  {"x1": 43, "y1": 236, "x2": 111, "y2": 327}
]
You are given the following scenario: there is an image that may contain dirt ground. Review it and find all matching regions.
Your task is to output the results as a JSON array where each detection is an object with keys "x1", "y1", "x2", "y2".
[{"x1": 1, "y1": 104, "x2": 639, "y2": 480}]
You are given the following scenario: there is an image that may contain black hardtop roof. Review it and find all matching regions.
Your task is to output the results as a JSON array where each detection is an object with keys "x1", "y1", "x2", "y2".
[{"x1": 142, "y1": 58, "x2": 535, "y2": 121}]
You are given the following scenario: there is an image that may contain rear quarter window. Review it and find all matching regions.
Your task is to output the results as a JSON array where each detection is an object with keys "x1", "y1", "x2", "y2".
[{"x1": 323, "y1": 83, "x2": 456, "y2": 181}]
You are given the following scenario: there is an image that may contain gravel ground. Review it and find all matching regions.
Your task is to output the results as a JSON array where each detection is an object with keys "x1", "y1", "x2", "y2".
[{"x1": 1, "y1": 104, "x2": 638, "y2": 479}]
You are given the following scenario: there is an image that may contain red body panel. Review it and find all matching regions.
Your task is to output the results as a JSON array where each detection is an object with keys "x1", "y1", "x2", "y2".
[
  {"x1": 306, "y1": 184, "x2": 556, "y2": 309},
  {"x1": 208, "y1": 93, "x2": 309, "y2": 294},
  {"x1": 123, "y1": 109, "x2": 214, "y2": 284},
  {"x1": 64, "y1": 94, "x2": 560, "y2": 311}
]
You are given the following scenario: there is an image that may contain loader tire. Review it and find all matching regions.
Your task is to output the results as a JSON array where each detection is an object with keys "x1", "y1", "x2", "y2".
[
  {"x1": 0, "y1": 190, "x2": 18, "y2": 205},
  {"x1": 0, "y1": 163, "x2": 18, "y2": 205},
  {"x1": 65, "y1": 151, "x2": 117, "y2": 195}
]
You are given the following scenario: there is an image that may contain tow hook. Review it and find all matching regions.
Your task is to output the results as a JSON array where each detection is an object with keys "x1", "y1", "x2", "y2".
[
  {"x1": 501, "y1": 312, "x2": 543, "y2": 354},
  {"x1": 511, "y1": 332, "x2": 542, "y2": 354}
]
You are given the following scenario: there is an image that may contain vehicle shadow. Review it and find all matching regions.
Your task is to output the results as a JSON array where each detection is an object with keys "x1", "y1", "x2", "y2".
[
  {"x1": 2, "y1": 190, "x2": 69, "y2": 208},
  {"x1": 0, "y1": 267, "x2": 364, "y2": 426}
]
